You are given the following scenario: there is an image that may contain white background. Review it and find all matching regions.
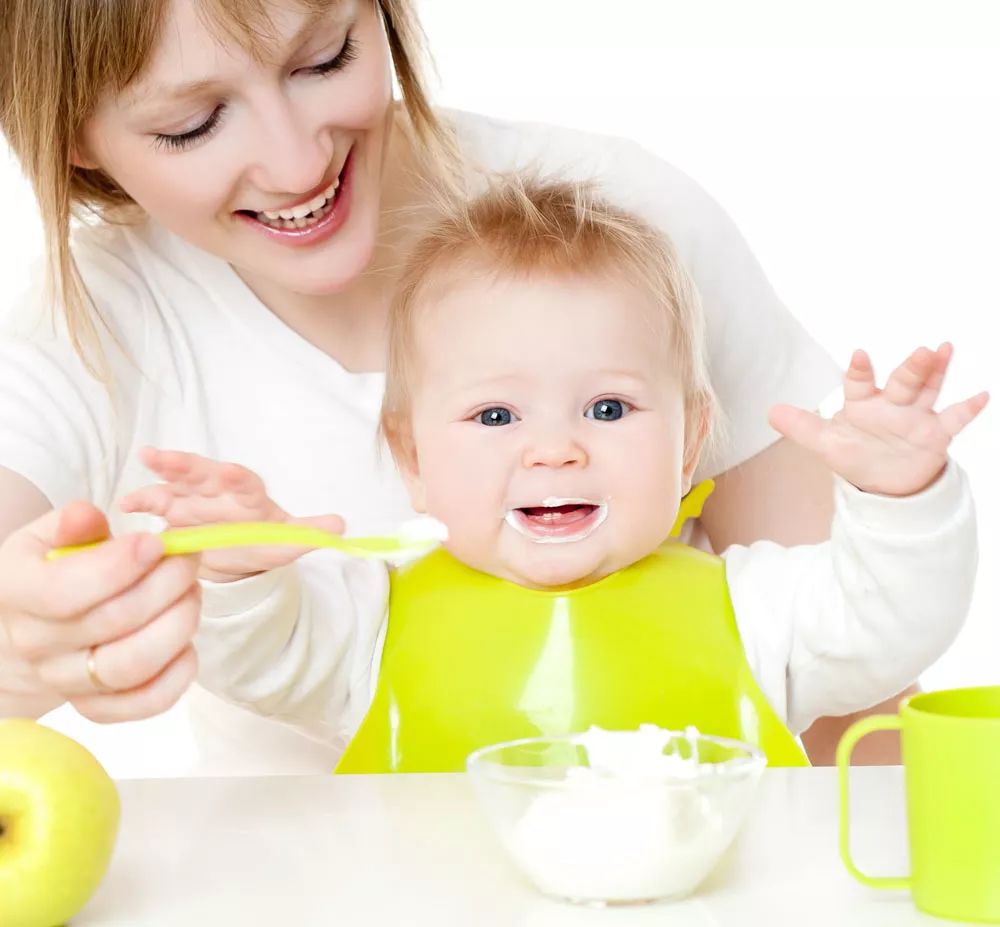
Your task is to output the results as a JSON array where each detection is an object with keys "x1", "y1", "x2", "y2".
[
  {"x1": 419, "y1": 0, "x2": 1000, "y2": 693},
  {"x1": 1, "y1": 1, "x2": 998, "y2": 771}
]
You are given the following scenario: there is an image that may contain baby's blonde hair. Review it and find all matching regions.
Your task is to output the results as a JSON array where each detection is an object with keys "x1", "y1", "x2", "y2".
[{"x1": 382, "y1": 176, "x2": 717, "y2": 462}]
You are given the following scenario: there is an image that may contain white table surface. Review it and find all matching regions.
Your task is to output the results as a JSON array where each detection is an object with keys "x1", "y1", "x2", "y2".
[{"x1": 77, "y1": 766, "x2": 950, "y2": 927}]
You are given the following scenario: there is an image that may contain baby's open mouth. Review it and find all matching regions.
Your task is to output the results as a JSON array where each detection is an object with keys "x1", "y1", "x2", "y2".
[{"x1": 505, "y1": 499, "x2": 608, "y2": 544}]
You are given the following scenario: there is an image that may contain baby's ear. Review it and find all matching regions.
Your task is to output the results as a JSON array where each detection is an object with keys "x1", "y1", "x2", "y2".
[
  {"x1": 681, "y1": 399, "x2": 712, "y2": 495},
  {"x1": 383, "y1": 415, "x2": 427, "y2": 513}
]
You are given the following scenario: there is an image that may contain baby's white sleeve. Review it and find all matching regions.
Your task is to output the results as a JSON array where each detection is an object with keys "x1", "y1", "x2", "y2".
[
  {"x1": 195, "y1": 553, "x2": 389, "y2": 750},
  {"x1": 723, "y1": 462, "x2": 976, "y2": 734}
]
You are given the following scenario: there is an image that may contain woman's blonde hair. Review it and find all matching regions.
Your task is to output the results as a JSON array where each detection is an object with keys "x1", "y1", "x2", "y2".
[
  {"x1": 0, "y1": 0, "x2": 457, "y2": 376},
  {"x1": 382, "y1": 176, "x2": 717, "y2": 463}
]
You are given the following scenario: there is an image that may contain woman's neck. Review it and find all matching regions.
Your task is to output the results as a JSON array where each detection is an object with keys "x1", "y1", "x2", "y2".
[
  {"x1": 235, "y1": 118, "x2": 433, "y2": 374},
  {"x1": 244, "y1": 262, "x2": 397, "y2": 373}
]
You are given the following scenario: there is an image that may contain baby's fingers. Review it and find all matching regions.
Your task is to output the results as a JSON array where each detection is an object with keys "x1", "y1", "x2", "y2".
[
  {"x1": 843, "y1": 349, "x2": 878, "y2": 401},
  {"x1": 120, "y1": 483, "x2": 176, "y2": 517},
  {"x1": 768, "y1": 404, "x2": 827, "y2": 455},
  {"x1": 938, "y1": 391, "x2": 990, "y2": 438},
  {"x1": 883, "y1": 347, "x2": 936, "y2": 405},
  {"x1": 140, "y1": 447, "x2": 220, "y2": 492},
  {"x1": 916, "y1": 342, "x2": 953, "y2": 409},
  {"x1": 219, "y1": 461, "x2": 271, "y2": 500}
]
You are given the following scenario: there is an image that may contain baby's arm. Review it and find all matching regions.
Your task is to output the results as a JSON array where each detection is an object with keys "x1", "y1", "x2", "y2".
[
  {"x1": 194, "y1": 552, "x2": 389, "y2": 746},
  {"x1": 121, "y1": 448, "x2": 388, "y2": 743},
  {"x1": 727, "y1": 345, "x2": 986, "y2": 734},
  {"x1": 120, "y1": 447, "x2": 346, "y2": 582}
]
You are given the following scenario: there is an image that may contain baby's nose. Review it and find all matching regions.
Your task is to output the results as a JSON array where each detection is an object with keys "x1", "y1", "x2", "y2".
[{"x1": 521, "y1": 434, "x2": 588, "y2": 469}]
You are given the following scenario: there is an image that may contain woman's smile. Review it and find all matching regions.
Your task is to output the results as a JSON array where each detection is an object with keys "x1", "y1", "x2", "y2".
[{"x1": 235, "y1": 148, "x2": 355, "y2": 248}]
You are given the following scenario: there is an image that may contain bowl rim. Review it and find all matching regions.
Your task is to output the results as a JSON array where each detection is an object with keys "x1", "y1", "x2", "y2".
[{"x1": 466, "y1": 727, "x2": 767, "y2": 789}]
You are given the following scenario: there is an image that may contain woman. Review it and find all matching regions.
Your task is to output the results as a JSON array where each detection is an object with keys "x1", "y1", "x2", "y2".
[{"x1": 0, "y1": 0, "x2": 905, "y2": 772}]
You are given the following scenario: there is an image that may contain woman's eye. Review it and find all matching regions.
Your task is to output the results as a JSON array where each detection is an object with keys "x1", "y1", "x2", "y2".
[
  {"x1": 151, "y1": 32, "x2": 357, "y2": 153},
  {"x1": 306, "y1": 34, "x2": 359, "y2": 76},
  {"x1": 153, "y1": 106, "x2": 226, "y2": 152},
  {"x1": 585, "y1": 399, "x2": 630, "y2": 421},
  {"x1": 477, "y1": 407, "x2": 514, "y2": 427}
]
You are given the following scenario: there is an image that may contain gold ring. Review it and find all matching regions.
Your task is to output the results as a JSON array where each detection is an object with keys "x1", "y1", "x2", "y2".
[{"x1": 86, "y1": 646, "x2": 114, "y2": 694}]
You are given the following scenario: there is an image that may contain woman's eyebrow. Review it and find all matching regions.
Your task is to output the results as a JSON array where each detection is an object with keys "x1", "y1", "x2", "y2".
[
  {"x1": 125, "y1": 5, "x2": 345, "y2": 108},
  {"x1": 129, "y1": 78, "x2": 222, "y2": 108}
]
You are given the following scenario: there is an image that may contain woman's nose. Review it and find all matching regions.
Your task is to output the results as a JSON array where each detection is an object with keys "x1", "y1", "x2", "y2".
[{"x1": 247, "y1": 97, "x2": 333, "y2": 197}]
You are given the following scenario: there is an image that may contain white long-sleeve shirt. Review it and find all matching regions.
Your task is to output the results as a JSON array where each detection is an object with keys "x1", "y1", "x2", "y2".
[
  {"x1": 9, "y1": 109, "x2": 844, "y2": 776},
  {"x1": 195, "y1": 463, "x2": 976, "y2": 755}
]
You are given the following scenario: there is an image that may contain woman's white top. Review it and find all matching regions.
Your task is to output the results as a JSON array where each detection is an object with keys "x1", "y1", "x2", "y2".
[{"x1": 0, "y1": 111, "x2": 841, "y2": 776}]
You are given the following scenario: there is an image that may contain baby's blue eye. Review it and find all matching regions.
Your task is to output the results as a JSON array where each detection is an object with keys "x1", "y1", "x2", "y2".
[
  {"x1": 586, "y1": 399, "x2": 627, "y2": 421},
  {"x1": 478, "y1": 407, "x2": 513, "y2": 426}
]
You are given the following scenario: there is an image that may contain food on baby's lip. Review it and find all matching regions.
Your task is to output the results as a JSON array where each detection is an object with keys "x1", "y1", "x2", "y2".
[
  {"x1": 504, "y1": 498, "x2": 609, "y2": 544},
  {"x1": 468, "y1": 725, "x2": 765, "y2": 905}
]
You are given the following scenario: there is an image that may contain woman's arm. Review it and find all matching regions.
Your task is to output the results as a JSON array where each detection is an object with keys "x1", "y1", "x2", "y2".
[
  {"x1": 700, "y1": 436, "x2": 915, "y2": 764},
  {"x1": 0, "y1": 467, "x2": 63, "y2": 718}
]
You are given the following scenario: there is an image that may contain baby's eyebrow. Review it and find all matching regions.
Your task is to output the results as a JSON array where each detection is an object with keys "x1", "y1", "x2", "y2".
[
  {"x1": 590, "y1": 369, "x2": 651, "y2": 388},
  {"x1": 455, "y1": 373, "x2": 525, "y2": 392}
]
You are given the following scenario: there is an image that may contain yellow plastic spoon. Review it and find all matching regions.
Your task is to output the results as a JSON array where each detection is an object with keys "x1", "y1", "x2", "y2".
[{"x1": 46, "y1": 517, "x2": 449, "y2": 562}]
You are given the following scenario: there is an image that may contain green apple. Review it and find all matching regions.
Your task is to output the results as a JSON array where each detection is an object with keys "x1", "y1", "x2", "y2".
[{"x1": 0, "y1": 719, "x2": 120, "y2": 927}]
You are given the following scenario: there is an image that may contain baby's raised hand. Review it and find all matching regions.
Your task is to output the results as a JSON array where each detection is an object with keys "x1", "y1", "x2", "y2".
[
  {"x1": 120, "y1": 448, "x2": 345, "y2": 582},
  {"x1": 768, "y1": 344, "x2": 988, "y2": 496}
]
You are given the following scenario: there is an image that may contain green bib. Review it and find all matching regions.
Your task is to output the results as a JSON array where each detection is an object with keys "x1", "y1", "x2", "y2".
[{"x1": 337, "y1": 541, "x2": 808, "y2": 773}]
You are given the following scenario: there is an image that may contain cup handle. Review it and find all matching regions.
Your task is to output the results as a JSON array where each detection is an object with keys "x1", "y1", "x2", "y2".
[{"x1": 836, "y1": 715, "x2": 911, "y2": 891}]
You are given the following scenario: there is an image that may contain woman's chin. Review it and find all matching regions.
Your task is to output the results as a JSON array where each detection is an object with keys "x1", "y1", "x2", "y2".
[
  {"x1": 232, "y1": 204, "x2": 381, "y2": 298},
  {"x1": 249, "y1": 245, "x2": 376, "y2": 298}
]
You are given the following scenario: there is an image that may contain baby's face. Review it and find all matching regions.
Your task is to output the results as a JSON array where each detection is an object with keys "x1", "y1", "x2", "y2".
[{"x1": 402, "y1": 271, "x2": 697, "y2": 589}]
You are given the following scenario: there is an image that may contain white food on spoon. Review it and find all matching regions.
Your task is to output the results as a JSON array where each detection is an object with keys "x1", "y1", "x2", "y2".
[{"x1": 395, "y1": 516, "x2": 449, "y2": 546}]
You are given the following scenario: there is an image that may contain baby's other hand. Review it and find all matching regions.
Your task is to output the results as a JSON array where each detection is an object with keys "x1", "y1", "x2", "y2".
[
  {"x1": 120, "y1": 448, "x2": 344, "y2": 582},
  {"x1": 768, "y1": 344, "x2": 988, "y2": 496}
]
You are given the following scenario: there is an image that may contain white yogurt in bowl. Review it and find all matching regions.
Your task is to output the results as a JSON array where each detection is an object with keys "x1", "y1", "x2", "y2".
[{"x1": 467, "y1": 726, "x2": 765, "y2": 905}]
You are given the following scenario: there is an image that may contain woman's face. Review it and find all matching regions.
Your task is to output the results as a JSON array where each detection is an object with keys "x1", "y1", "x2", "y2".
[{"x1": 79, "y1": 0, "x2": 394, "y2": 297}]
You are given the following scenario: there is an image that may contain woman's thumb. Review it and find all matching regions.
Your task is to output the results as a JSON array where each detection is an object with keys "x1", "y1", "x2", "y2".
[
  {"x1": 5, "y1": 501, "x2": 111, "y2": 564},
  {"x1": 53, "y1": 501, "x2": 111, "y2": 547}
]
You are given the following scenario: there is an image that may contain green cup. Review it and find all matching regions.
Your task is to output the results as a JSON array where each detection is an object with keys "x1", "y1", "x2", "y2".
[{"x1": 838, "y1": 686, "x2": 1000, "y2": 923}]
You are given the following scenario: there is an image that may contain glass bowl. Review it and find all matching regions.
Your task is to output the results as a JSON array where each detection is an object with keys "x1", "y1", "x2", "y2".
[{"x1": 467, "y1": 726, "x2": 765, "y2": 905}]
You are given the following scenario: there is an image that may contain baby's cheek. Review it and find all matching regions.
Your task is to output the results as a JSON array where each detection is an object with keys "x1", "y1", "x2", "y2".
[
  {"x1": 433, "y1": 500, "x2": 495, "y2": 561},
  {"x1": 619, "y1": 488, "x2": 682, "y2": 554},
  {"x1": 442, "y1": 526, "x2": 504, "y2": 580}
]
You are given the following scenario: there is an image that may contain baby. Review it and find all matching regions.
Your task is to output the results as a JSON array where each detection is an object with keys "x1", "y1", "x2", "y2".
[{"x1": 121, "y1": 179, "x2": 986, "y2": 770}]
